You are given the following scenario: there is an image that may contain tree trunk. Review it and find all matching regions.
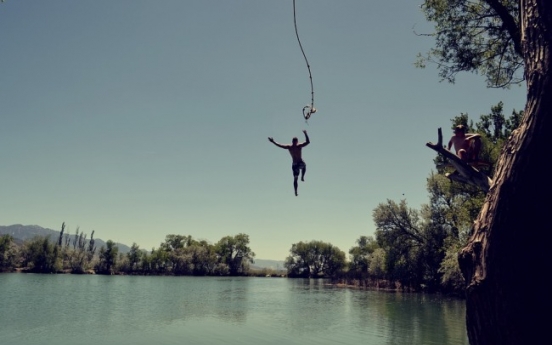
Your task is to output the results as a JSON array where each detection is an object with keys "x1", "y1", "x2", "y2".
[{"x1": 458, "y1": 1, "x2": 552, "y2": 344}]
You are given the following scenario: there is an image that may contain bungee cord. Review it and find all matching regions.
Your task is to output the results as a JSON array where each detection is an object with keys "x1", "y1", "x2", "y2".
[{"x1": 293, "y1": 0, "x2": 316, "y2": 122}]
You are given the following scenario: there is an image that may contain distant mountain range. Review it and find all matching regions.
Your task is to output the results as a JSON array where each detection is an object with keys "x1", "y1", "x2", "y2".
[
  {"x1": 0, "y1": 224, "x2": 285, "y2": 269},
  {"x1": 0, "y1": 224, "x2": 132, "y2": 253}
]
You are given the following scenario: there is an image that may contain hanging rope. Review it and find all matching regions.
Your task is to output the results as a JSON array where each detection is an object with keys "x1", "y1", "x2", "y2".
[{"x1": 293, "y1": 0, "x2": 316, "y2": 121}]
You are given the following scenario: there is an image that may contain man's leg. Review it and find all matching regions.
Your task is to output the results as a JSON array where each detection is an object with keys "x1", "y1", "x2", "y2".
[
  {"x1": 292, "y1": 164, "x2": 300, "y2": 196},
  {"x1": 470, "y1": 137, "x2": 482, "y2": 161},
  {"x1": 301, "y1": 165, "x2": 306, "y2": 182},
  {"x1": 458, "y1": 149, "x2": 468, "y2": 161}
]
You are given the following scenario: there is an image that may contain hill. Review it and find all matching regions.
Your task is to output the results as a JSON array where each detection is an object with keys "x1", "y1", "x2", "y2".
[{"x1": 0, "y1": 224, "x2": 131, "y2": 253}]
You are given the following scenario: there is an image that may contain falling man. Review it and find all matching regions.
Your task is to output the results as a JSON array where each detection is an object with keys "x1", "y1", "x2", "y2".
[{"x1": 268, "y1": 130, "x2": 310, "y2": 196}]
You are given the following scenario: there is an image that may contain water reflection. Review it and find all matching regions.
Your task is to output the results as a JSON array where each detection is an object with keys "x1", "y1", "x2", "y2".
[
  {"x1": 283, "y1": 279, "x2": 349, "y2": 334},
  {"x1": 348, "y1": 289, "x2": 468, "y2": 345}
]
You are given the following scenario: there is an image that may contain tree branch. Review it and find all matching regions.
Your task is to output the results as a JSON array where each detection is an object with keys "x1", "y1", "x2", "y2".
[{"x1": 485, "y1": 0, "x2": 522, "y2": 56}]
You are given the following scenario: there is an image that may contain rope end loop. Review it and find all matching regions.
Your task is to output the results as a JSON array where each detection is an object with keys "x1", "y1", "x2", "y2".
[{"x1": 302, "y1": 105, "x2": 316, "y2": 121}]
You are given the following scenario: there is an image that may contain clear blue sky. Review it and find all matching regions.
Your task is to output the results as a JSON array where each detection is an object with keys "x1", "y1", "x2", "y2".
[{"x1": 0, "y1": 1, "x2": 525, "y2": 260}]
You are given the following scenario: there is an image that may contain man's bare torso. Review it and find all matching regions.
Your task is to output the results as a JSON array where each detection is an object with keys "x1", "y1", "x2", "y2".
[
  {"x1": 449, "y1": 135, "x2": 469, "y2": 153},
  {"x1": 288, "y1": 145, "x2": 304, "y2": 163}
]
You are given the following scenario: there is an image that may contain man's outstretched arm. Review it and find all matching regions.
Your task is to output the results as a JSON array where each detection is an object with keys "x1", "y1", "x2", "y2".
[
  {"x1": 301, "y1": 130, "x2": 310, "y2": 147},
  {"x1": 268, "y1": 137, "x2": 289, "y2": 149}
]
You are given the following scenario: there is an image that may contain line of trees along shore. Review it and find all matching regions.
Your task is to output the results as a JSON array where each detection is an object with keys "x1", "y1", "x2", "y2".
[
  {"x1": 0, "y1": 225, "x2": 257, "y2": 277},
  {"x1": 0, "y1": 103, "x2": 520, "y2": 296}
]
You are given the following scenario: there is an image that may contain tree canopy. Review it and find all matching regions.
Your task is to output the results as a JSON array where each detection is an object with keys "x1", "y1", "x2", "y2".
[
  {"x1": 418, "y1": 0, "x2": 523, "y2": 88},
  {"x1": 285, "y1": 240, "x2": 346, "y2": 278}
]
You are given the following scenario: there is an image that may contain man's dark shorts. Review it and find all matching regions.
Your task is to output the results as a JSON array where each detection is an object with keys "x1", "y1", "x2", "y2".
[{"x1": 292, "y1": 160, "x2": 306, "y2": 177}]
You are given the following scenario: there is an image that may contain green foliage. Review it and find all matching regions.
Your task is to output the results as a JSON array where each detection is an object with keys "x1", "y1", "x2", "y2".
[
  {"x1": 323, "y1": 245, "x2": 347, "y2": 277},
  {"x1": 425, "y1": 173, "x2": 478, "y2": 239},
  {"x1": 368, "y1": 248, "x2": 386, "y2": 278},
  {"x1": 476, "y1": 102, "x2": 523, "y2": 142},
  {"x1": 372, "y1": 170, "x2": 484, "y2": 291},
  {"x1": 348, "y1": 235, "x2": 380, "y2": 276},
  {"x1": 57, "y1": 226, "x2": 97, "y2": 274},
  {"x1": 2, "y1": 229, "x2": 256, "y2": 277},
  {"x1": 69, "y1": 228, "x2": 88, "y2": 273},
  {"x1": 160, "y1": 234, "x2": 193, "y2": 251},
  {"x1": 0, "y1": 223, "x2": 99, "y2": 274},
  {"x1": 474, "y1": 102, "x2": 524, "y2": 174},
  {"x1": 96, "y1": 240, "x2": 119, "y2": 275},
  {"x1": 157, "y1": 234, "x2": 218, "y2": 275},
  {"x1": 438, "y1": 240, "x2": 466, "y2": 294},
  {"x1": 149, "y1": 247, "x2": 170, "y2": 274},
  {"x1": 215, "y1": 234, "x2": 255, "y2": 275},
  {"x1": 373, "y1": 199, "x2": 430, "y2": 288},
  {"x1": 87, "y1": 230, "x2": 96, "y2": 261},
  {"x1": 127, "y1": 243, "x2": 143, "y2": 273},
  {"x1": 122, "y1": 234, "x2": 245, "y2": 276},
  {"x1": 0, "y1": 234, "x2": 18, "y2": 271},
  {"x1": 58, "y1": 222, "x2": 66, "y2": 247},
  {"x1": 22, "y1": 236, "x2": 61, "y2": 273},
  {"x1": 285, "y1": 240, "x2": 346, "y2": 278},
  {"x1": 188, "y1": 241, "x2": 218, "y2": 275},
  {"x1": 417, "y1": 0, "x2": 522, "y2": 88}
]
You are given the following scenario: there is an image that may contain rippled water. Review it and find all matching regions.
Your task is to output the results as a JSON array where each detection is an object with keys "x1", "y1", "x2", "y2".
[{"x1": 0, "y1": 274, "x2": 468, "y2": 345}]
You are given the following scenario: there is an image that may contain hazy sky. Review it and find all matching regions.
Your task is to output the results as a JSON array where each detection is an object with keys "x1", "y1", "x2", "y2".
[{"x1": 1, "y1": 1, "x2": 526, "y2": 260}]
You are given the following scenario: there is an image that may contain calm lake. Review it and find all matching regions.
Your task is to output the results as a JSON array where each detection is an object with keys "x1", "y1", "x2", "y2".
[{"x1": 0, "y1": 274, "x2": 468, "y2": 345}]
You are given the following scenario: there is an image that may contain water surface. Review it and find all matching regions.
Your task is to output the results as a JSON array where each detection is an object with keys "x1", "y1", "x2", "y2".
[{"x1": 0, "y1": 274, "x2": 468, "y2": 345}]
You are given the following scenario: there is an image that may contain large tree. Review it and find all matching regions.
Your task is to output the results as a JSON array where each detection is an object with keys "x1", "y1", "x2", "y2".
[
  {"x1": 215, "y1": 234, "x2": 255, "y2": 275},
  {"x1": 422, "y1": 1, "x2": 552, "y2": 344},
  {"x1": 285, "y1": 240, "x2": 346, "y2": 278}
]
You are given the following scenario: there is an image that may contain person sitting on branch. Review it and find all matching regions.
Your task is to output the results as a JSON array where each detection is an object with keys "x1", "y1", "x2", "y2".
[
  {"x1": 268, "y1": 130, "x2": 310, "y2": 196},
  {"x1": 447, "y1": 125, "x2": 482, "y2": 163}
]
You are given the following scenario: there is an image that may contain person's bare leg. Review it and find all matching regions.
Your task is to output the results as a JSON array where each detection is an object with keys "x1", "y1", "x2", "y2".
[
  {"x1": 294, "y1": 177, "x2": 298, "y2": 196},
  {"x1": 458, "y1": 149, "x2": 468, "y2": 162},
  {"x1": 301, "y1": 167, "x2": 306, "y2": 182},
  {"x1": 471, "y1": 137, "x2": 482, "y2": 161}
]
